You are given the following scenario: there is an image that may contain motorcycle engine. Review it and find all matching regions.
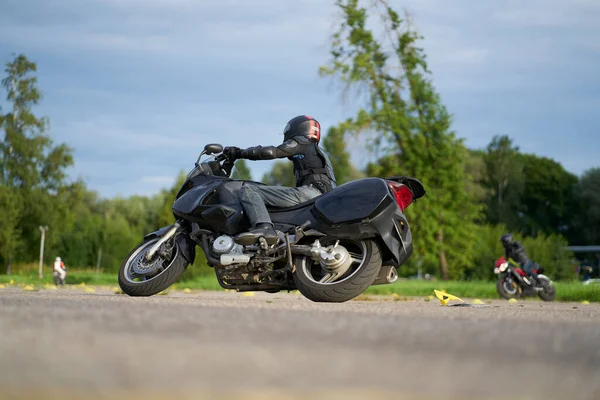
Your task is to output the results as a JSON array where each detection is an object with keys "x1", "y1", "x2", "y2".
[{"x1": 212, "y1": 235, "x2": 250, "y2": 266}]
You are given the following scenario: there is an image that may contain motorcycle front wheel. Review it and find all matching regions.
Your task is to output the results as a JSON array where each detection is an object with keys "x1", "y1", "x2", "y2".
[
  {"x1": 496, "y1": 275, "x2": 521, "y2": 299},
  {"x1": 118, "y1": 237, "x2": 188, "y2": 297},
  {"x1": 292, "y1": 238, "x2": 381, "y2": 303}
]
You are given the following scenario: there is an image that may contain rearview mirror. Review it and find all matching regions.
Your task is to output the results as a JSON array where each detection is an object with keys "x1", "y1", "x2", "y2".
[{"x1": 204, "y1": 143, "x2": 223, "y2": 155}]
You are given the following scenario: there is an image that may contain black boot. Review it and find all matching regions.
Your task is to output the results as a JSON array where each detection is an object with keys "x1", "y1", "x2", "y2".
[{"x1": 235, "y1": 223, "x2": 279, "y2": 246}]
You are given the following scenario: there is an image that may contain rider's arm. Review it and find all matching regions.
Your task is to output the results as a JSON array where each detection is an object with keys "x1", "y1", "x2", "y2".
[{"x1": 240, "y1": 138, "x2": 307, "y2": 160}]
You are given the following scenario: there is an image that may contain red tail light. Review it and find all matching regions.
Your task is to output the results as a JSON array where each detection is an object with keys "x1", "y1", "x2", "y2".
[{"x1": 387, "y1": 182, "x2": 414, "y2": 212}]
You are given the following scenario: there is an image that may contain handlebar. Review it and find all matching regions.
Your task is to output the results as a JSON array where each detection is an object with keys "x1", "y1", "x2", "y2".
[{"x1": 193, "y1": 150, "x2": 233, "y2": 178}]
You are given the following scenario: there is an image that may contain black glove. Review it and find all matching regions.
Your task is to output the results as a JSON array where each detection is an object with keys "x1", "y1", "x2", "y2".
[{"x1": 224, "y1": 146, "x2": 242, "y2": 160}]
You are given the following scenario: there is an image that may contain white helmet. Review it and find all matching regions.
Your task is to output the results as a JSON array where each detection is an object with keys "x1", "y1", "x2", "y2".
[{"x1": 55, "y1": 257, "x2": 61, "y2": 262}]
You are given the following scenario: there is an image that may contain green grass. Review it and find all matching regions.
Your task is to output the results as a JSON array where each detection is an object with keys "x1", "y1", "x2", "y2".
[
  {"x1": 2, "y1": 272, "x2": 599, "y2": 303},
  {"x1": 0, "y1": 271, "x2": 118, "y2": 286},
  {"x1": 366, "y1": 279, "x2": 600, "y2": 302}
]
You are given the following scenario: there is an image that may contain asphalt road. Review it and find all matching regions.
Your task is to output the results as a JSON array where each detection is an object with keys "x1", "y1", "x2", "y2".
[{"x1": 1, "y1": 287, "x2": 599, "y2": 400}]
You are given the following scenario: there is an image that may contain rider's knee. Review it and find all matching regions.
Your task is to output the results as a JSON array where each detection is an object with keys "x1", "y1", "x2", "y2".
[{"x1": 240, "y1": 184, "x2": 257, "y2": 198}]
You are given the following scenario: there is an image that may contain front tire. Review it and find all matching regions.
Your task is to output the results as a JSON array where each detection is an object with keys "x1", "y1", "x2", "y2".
[
  {"x1": 292, "y1": 238, "x2": 382, "y2": 303},
  {"x1": 496, "y1": 275, "x2": 521, "y2": 300},
  {"x1": 118, "y1": 237, "x2": 188, "y2": 297}
]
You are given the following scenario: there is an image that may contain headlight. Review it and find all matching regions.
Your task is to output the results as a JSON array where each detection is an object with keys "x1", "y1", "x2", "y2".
[
  {"x1": 499, "y1": 263, "x2": 508, "y2": 272},
  {"x1": 494, "y1": 267, "x2": 500, "y2": 274}
]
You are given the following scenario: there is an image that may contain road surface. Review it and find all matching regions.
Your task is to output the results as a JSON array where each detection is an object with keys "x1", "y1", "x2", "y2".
[{"x1": 1, "y1": 286, "x2": 599, "y2": 400}]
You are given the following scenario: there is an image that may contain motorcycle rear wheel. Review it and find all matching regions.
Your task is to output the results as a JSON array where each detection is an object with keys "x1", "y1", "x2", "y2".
[
  {"x1": 292, "y1": 238, "x2": 381, "y2": 303},
  {"x1": 118, "y1": 237, "x2": 188, "y2": 297},
  {"x1": 537, "y1": 276, "x2": 556, "y2": 302}
]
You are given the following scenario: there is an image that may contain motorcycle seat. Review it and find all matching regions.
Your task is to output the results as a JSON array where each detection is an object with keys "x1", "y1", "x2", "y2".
[{"x1": 266, "y1": 197, "x2": 318, "y2": 213}]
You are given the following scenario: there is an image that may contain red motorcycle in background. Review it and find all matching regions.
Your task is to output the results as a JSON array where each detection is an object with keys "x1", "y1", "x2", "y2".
[{"x1": 494, "y1": 257, "x2": 556, "y2": 301}]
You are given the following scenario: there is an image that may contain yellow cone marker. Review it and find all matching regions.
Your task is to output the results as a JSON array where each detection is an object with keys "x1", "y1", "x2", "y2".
[
  {"x1": 183, "y1": 288, "x2": 191, "y2": 293},
  {"x1": 508, "y1": 298, "x2": 518, "y2": 303},
  {"x1": 433, "y1": 289, "x2": 464, "y2": 306},
  {"x1": 243, "y1": 292, "x2": 255, "y2": 297},
  {"x1": 472, "y1": 299, "x2": 485, "y2": 305},
  {"x1": 23, "y1": 285, "x2": 35, "y2": 291},
  {"x1": 84, "y1": 287, "x2": 96, "y2": 293},
  {"x1": 0, "y1": 284, "x2": 5, "y2": 289},
  {"x1": 581, "y1": 300, "x2": 590, "y2": 305},
  {"x1": 9, "y1": 280, "x2": 14, "y2": 285}
]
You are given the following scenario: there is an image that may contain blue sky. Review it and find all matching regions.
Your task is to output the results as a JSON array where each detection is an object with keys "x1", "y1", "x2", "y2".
[{"x1": 1, "y1": 0, "x2": 599, "y2": 198}]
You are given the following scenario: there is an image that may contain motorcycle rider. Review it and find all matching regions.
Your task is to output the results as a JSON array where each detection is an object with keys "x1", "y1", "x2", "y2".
[
  {"x1": 223, "y1": 115, "x2": 336, "y2": 246},
  {"x1": 53, "y1": 256, "x2": 66, "y2": 286},
  {"x1": 500, "y1": 233, "x2": 539, "y2": 283}
]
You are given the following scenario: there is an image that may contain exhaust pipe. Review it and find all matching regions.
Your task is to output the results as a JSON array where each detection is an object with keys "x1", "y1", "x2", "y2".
[{"x1": 372, "y1": 265, "x2": 398, "y2": 285}]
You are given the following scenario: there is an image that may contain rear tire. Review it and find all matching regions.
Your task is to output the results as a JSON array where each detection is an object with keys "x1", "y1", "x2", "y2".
[
  {"x1": 292, "y1": 238, "x2": 381, "y2": 303},
  {"x1": 118, "y1": 238, "x2": 188, "y2": 297},
  {"x1": 496, "y1": 275, "x2": 521, "y2": 300},
  {"x1": 537, "y1": 276, "x2": 556, "y2": 302}
]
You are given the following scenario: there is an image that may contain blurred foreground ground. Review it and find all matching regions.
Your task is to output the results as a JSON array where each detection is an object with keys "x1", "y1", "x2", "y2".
[{"x1": 1, "y1": 287, "x2": 599, "y2": 400}]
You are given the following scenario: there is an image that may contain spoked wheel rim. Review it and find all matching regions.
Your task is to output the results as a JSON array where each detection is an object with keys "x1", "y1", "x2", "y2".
[
  {"x1": 502, "y1": 278, "x2": 519, "y2": 296},
  {"x1": 301, "y1": 238, "x2": 367, "y2": 286},
  {"x1": 123, "y1": 238, "x2": 179, "y2": 284}
]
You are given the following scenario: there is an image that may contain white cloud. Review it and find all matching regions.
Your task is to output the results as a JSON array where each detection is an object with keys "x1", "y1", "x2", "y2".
[
  {"x1": 1, "y1": 0, "x2": 598, "y2": 197},
  {"x1": 141, "y1": 175, "x2": 177, "y2": 185},
  {"x1": 493, "y1": 0, "x2": 600, "y2": 29}
]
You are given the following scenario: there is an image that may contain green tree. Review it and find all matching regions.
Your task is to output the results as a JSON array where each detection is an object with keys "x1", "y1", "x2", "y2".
[
  {"x1": 231, "y1": 159, "x2": 252, "y2": 180},
  {"x1": 517, "y1": 153, "x2": 577, "y2": 236},
  {"x1": 465, "y1": 149, "x2": 488, "y2": 204},
  {"x1": 0, "y1": 54, "x2": 74, "y2": 271},
  {"x1": 101, "y1": 194, "x2": 163, "y2": 237},
  {"x1": 482, "y1": 135, "x2": 524, "y2": 229},
  {"x1": 570, "y1": 168, "x2": 600, "y2": 245},
  {"x1": 320, "y1": 0, "x2": 482, "y2": 280},
  {"x1": 0, "y1": 186, "x2": 22, "y2": 273},
  {"x1": 365, "y1": 154, "x2": 403, "y2": 178},
  {"x1": 322, "y1": 126, "x2": 362, "y2": 184},
  {"x1": 261, "y1": 161, "x2": 295, "y2": 187},
  {"x1": 156, "y1": 170, "x2": 187, "y2": 227}
]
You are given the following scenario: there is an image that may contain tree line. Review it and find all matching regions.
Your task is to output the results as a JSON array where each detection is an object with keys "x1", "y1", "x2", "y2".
[{"x1": 2, "y1": 1, "x2": 599, "y2": 281}]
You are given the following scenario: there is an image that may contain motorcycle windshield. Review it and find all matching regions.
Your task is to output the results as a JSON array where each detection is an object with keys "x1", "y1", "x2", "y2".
[{"x1": 187, "y1": 155, "x2": 218, "y2": 179}]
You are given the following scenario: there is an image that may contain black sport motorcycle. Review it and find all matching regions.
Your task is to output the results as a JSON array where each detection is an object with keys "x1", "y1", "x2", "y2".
[{"x1": 118, "y1": 143, "x2": 425, "y2": 302}]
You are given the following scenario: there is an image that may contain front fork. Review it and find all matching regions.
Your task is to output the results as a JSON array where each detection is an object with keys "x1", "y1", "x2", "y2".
[
  {"x1": 144, "y1": 222, "x2": 181, "y2": 261},
  {"x1": 142, "y1": 222, "x2": 196, "y2": 265}
]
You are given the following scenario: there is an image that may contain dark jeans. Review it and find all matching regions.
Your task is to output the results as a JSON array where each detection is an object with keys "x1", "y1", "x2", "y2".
[
  {"x1": 523, "y1": 261, "x2": 538, "y2": 279},
  {"x1": 240, "y1": 184, "x2": 322, "y2": 227}
]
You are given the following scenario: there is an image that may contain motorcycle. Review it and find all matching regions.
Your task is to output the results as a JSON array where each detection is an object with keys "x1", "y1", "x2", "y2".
[
  {"x1": 118, "y1": 143, "x2": 425, "y2": 303},
  {"x1": 494, "y1": 257, "x2": 556, "y2": 301},
  {"x1": 53, "y1": 270, "x2": 66, "y2": 286}
]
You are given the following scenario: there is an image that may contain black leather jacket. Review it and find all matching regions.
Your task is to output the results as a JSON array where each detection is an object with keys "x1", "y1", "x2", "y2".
[
  {"x1": 240, "y1": 137, "x2": 336, "y2": 193},
  {"x1": 504, "y1": 241, "x2": 531, "y2": 266}
]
